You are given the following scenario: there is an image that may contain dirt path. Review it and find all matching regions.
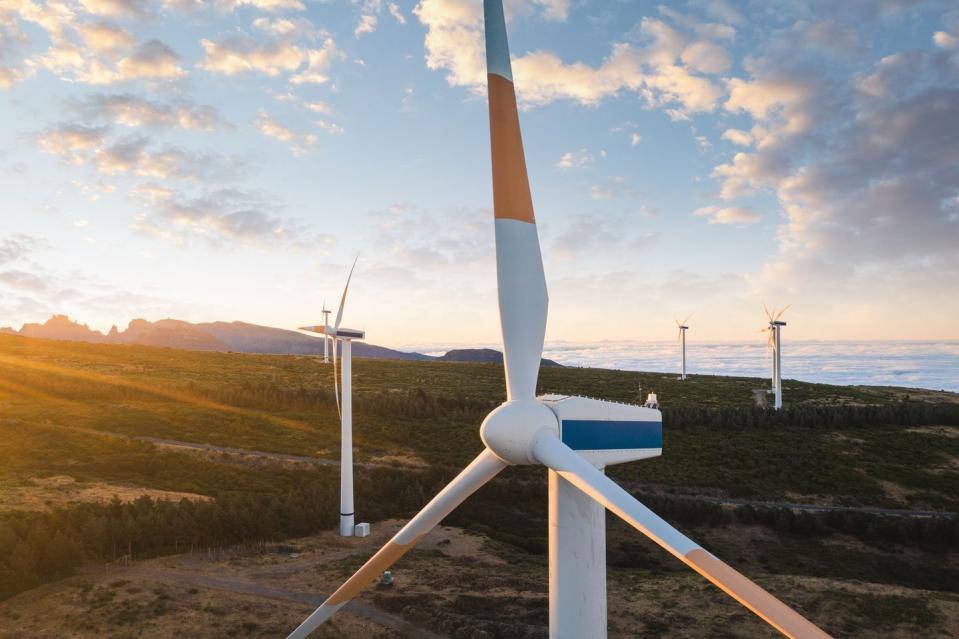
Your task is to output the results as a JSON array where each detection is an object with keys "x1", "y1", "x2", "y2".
[
  {"x1": 139, "y1": 436, "x2": 343, "y2": 466},
  {"x1": 125, "y1": 567, "x2": 443, "y2": 638}
]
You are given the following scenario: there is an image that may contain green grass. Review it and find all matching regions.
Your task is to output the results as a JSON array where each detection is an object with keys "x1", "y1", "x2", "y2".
[{"x1": 2, "y1": 333, "x2": 957, "y2": 510}]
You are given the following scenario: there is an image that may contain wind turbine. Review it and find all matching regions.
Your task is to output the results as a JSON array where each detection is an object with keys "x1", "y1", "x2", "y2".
[
  {"x1": 298, "y1": 256, "x2": 366, "y2": 537},
  {"x1": 762, "y1": 305, "x2": 789, "y2": 410},
  {"x1": 322, "y1": 301, "x2": 331, "y2": 364},
  {"x1": 675, "y1": 315, "x2": 691, "y2": 381},
  {"x1": 287, "y1": 3, "x2": 828, "y2": 637}
]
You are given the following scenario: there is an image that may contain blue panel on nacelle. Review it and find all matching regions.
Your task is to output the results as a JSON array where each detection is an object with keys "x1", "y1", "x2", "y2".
[{"x1": 561, "y1": 420, "x2": 662, "y2": 451}]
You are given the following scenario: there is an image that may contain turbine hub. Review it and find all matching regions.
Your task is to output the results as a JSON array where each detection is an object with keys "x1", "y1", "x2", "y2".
[{"x1": 480, "y1": 400, "x2": 558, "y2": 465}]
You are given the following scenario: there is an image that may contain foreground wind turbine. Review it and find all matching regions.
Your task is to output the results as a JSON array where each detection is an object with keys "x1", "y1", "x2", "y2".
[
  {"x1": 298, "y1": 257, "x2": 365, "y2": 537},
  {"x1": 762, "y1": 305, "x2": 790, "y2": 410},
  {"x1": 287, "y1": 4, "x2": 828, "y2": 638},
  {"x1": 675, "y1": 315, "x2": 691, "y2": 381}
]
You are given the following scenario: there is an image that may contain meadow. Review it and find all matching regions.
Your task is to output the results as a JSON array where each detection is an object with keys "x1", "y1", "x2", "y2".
[{"x1": 1, "y1": 332, "x2": 958, "y2": 636}]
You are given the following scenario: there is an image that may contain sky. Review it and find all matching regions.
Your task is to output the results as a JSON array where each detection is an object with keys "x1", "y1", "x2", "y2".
[{"x1": 1, "y1": 0, "x2": 958, "y2": 348}]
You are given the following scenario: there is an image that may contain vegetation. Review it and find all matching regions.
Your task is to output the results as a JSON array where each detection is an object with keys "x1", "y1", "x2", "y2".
[{"x1": 1, "y1": 332, "x2": 958, "y2": 625}]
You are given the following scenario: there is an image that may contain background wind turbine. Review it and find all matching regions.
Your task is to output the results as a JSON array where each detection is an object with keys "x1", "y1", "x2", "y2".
[
  {"x1": 321, "y1": 301, "x2": 331, "y2": 364},
  {"x1": 298, "y1": 257, "x2": 366, "y2": 537},
  {"x1": 287, "y1": 3, "x2": 828, "y2": 637},
  {"x1": 763, "y1": 305, "x2": 790, "y2": 410},
  {"x1": 675, "y1": 315, "x2": 691, "y2": 381}
]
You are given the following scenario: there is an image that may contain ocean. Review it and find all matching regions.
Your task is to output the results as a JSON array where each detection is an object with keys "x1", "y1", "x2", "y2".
[{"x1": 416, "y1": 341, "x2": 959, "y2": 393}]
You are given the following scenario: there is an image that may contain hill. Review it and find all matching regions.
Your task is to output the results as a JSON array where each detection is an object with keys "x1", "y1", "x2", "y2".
[
  {"x1": 2, "y1": 315, "x2": 552, "y2": 366},
  {"x1": 0, "y1": 333, "x2": 957, "y2": 637},
  {"x1": 438, "y1": 347, "x2": 562, "y2": 367},
  {"x1": 2, "y1": 315, "x2": 431, "y2": 361}
]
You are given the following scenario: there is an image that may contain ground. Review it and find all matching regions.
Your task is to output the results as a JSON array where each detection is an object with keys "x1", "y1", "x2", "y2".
[{"x1": 1, "y1": 522, "x2": 956, "y2": 638}]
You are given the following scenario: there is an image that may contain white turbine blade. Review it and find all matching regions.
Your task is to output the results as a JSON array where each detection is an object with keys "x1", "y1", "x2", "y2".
[
  {"x1": 683, "y1": 314, "x2": 692, "y2": 326},
  {"x1": 763, "y1": 303, "x2": 772, "y2": 322},
  {"x1": 333, "y1": 255, "x2": 359, "y2": 332},
  {"x1": 532, "y1": 436, "x2": 830, "y2": 639},
  {"x1": 775, "y1": 304, "x2": 791, "y2": 321},
  {"x1": 286, "y1": 449, "x2": 507, "y2": 639},
  {"x1": 485, "y1": 0, "x2": 548, "y2": 401}
]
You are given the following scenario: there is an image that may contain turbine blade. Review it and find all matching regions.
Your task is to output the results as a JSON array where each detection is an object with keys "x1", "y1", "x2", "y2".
[
  {"x1": 334, "y1": 254, "x2": 359, "y2": 332},
  {"x1": 683, "y1": 314, "x2": 692, "y2": 326},
  {"x1": 286, "y1": 449, "x2": 507, "y2": 639},
  {"x1": 763, "y1": 303, "x2": 772, "y2": 322},
  {"x1": 775, "y1": 304, "x2": 791, "y2": 321},
  {"x1": 532, "y1": 436, "x2": 829, "y2": 639},
  {"x1": 485, "y1": 0, "x2": 548, "y2": 401}
]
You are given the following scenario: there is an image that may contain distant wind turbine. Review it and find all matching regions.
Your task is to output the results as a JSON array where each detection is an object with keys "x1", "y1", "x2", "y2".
[
  {"x1": 321, "y1": 301, "x2": 331, "y2": 364},
  {"x1": 675, "y1": 315, "x2": 691, "y2": 381},
  {"x1": 298, "y1": 256, "x2": 366, "y2": 537},
  {"x1": 762, "y1": 305, "x2": 790, "y2": 410}
]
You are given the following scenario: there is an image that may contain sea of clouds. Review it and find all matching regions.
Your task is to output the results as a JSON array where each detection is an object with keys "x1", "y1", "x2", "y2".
[{"x1": 410, "y1": 341, "x2": 959, "y2": 393}]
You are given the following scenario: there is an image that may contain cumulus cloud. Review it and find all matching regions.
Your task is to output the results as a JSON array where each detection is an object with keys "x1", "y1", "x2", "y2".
[
  {"x1": 387, "y1": 2, "x2": 405, "y2": 24},
  {"x1": 216, "y1": 0, "x2": 305, "y2": 12},
  {"x1": 37, "y1": 124, "x2": 109, "y2": 163},
  {"x1": 34, "y1": 37, "x2": 186, "y2": 84},
  {"x1": 199, "y1": 31, "x2": 338, "y2": 83},
  {"x1": 693, "y1": 205, "x2": 761, "y2": 225},
  {"x1": 414, "y1": 3, "x2": 725, "y2": 116},
  {"x1": 76, "y1": 94, "x2": 227, "y2": 130},
  {"x1": 77, "y1": 0, "x2": 151, "y2": 19},
  {"x1": 355, "y1": 13, "x2": 377, "y2": 36},
  {"x1": 254, "y1": 109, "x2": 317, "y2": 154},
  {"x1": 199, "y1": 35, "x2": 304, "y2": 76},
  {"x1": 132, "y1": 188, "x2": 302, "y2": 246},
  {"x1": 721, "y1": 128, "x2": 753, "y2": 146},
  {"x1": 77, "y1": 22, "x2": 135, "y2": 55},
  {"x1": 556, "y1": 148, "x2": 595, "y2": 170}
]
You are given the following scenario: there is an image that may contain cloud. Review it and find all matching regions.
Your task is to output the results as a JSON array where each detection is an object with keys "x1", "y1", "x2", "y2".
[
  {"x1": 721, "y1": 128, "x2": 753, "y2": 146},
  {"x1": 0, "y1": 235, "x2": 45, "y2": 265},
  {"x1": 132, "y1": 188, "x2": 302, "y2": 246},
  {"x1": 589, "y1": 176, "x2": 639, "y2": 200},
  {"x1": 414, "y1": 5, "x2": 724, "y2": 116},
  {"x1": 216, "y1": 0, "x2": 306, "y2": 12},
  {"x1": 77, "y1": 22, "x2": 135, "y2": 54},
  {"x1": 77, "y1": 0, "x2": 151, "y2": 18},
  {"x1": 37, "y1": 125, "x2": 109, "y2": 163},
  {"x1": 355, "y1": 13, "x2": 377, "y2": 36},
  {"x1": 199, "y1": 32, "x2": 338, "y2": 83},
  {"x1": 388, "y1": 2, "x2": 405, "y2": 24},
  {"x1": 38, "y1": 124, "x2": 241, "y2": 181},
  {"x1": 76, "y1": 94, "x2": 227, "y2": 130},
  {"x1": 34, "y1": 37, "x2": 186, "y2": 84},
  {"x1": 254, "y1": 109, "x2": 317, "y2": 154},
  {"x1": 290, "y1": 38, "x2": 339, "y2": 84},
  {"x1": 199, "y1": 35, "x2": 305, "y2": 76},
  {"x1": 556, "y1": 148, "x2": 595, "y2": 170},
  {"x1": 693, "y1": 205, "x2": 761, "y2": 225}
]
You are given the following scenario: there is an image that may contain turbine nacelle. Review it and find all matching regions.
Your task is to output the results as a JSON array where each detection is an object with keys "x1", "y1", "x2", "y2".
[{"x1": 480, "y1": 396, "x2": 663, "y2": 468}]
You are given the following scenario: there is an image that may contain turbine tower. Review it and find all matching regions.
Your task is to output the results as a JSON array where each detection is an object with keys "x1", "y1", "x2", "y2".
[
  {"x1": 763, "y1": 305, "x2": 789, "y2": 410},
  {"x1": 298, "y1": 257, "x2": 365, "y2": 537},
  {"x1": 286, "y1": 4, "x2": 828, "y2": 637},
  {"x1": 675, "y1": 315, "x2": 690, "y2": 381},
  {"x1": 322, "y1": 301, "x2": 331, "y2": 364}
]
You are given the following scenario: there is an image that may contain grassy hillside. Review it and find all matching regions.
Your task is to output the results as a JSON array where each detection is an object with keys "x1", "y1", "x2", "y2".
[
  {"x1": 1, "y1": 332, "x2": 958, "y2": 637},
  {"x1": 2, "y1": 333, "x2": 957, "y2": 509}
]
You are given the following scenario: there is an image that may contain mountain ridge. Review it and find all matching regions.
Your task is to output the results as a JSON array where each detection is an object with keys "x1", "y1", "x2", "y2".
[{"x1": 1, "y1": 315, "x2": 562, "y2": 366}]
